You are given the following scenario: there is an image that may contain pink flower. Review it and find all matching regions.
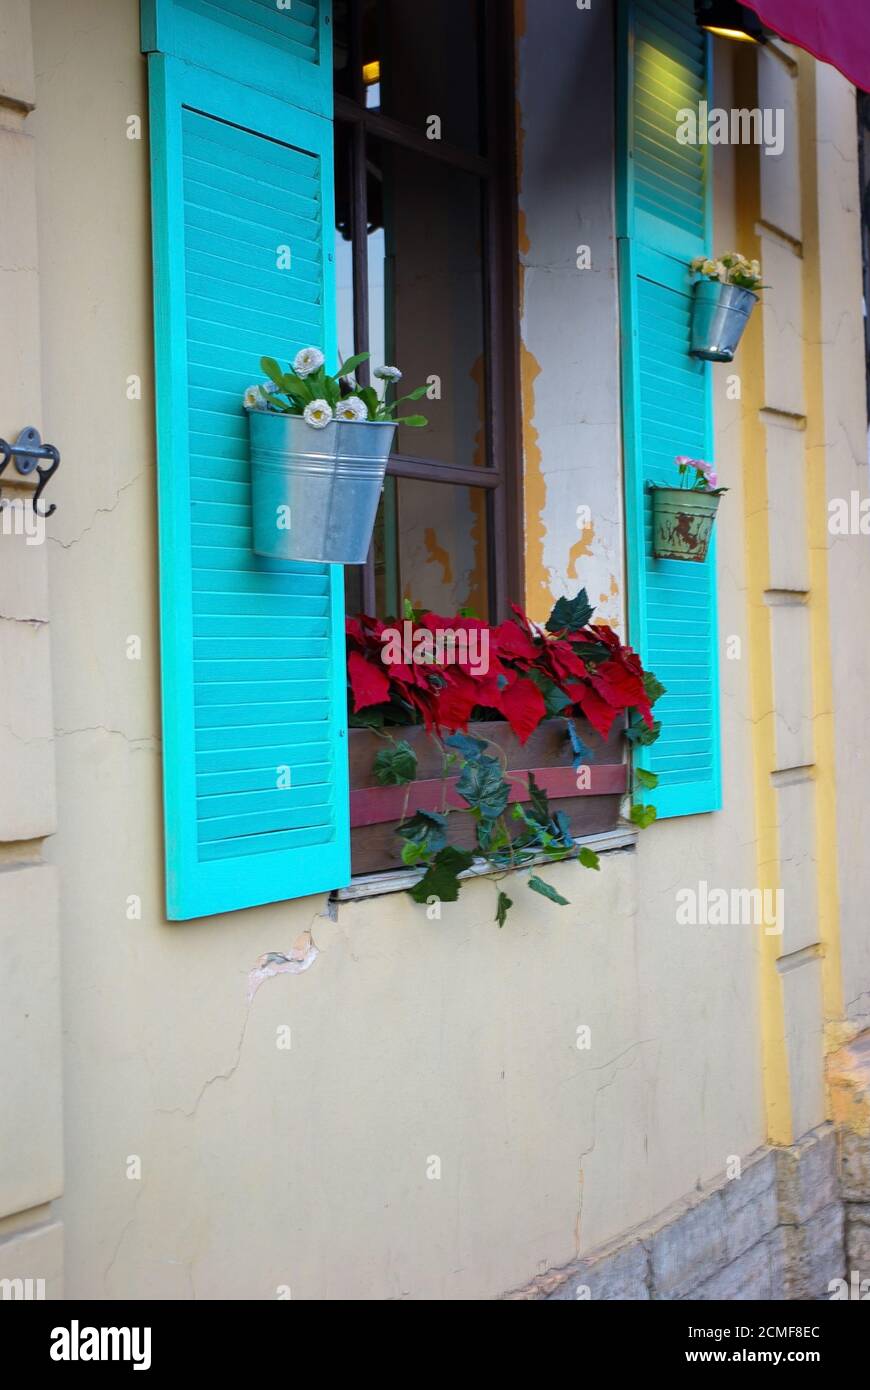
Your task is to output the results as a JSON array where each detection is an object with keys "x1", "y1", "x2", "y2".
[{"x1": 676, "y1": 454, "x2": 716, "y2": 488}]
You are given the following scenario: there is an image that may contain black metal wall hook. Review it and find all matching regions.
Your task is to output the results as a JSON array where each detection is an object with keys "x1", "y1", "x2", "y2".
[{"x1": 0, "y1": 427, "x2": 61, "y2": 518}]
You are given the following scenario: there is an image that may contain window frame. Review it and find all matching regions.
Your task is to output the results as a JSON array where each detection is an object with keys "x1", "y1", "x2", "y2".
[{"x1": 333, "y1": 0, "x2": 523, "y2": 619}]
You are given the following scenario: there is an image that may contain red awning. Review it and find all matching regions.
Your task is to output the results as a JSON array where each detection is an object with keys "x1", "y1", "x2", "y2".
[{"x1": 743, "y1": 0, "x2": 870, "y2": 93}]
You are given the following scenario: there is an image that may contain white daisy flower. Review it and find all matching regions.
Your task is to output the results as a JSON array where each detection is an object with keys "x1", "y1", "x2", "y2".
[
  {"x1": 293, "y1": 347, "x2": 325, "y2": 378},
  {"x1": 374, "y1": 365, "x2": 402, "y2": 382},
  {"x1": 243, "y1": 385, "x2": 261, "y2": 410},
  {"x1": 335, "y1": 396, "x2": 369, "y2": 423},
  {"x1": 303, "y1": 399, "x2": 333, "y2": 429}
]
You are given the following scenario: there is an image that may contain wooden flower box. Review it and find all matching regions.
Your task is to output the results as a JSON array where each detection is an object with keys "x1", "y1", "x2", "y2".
[{"x1": 348, "y1": 717, "x2": 627, "y2": 875}]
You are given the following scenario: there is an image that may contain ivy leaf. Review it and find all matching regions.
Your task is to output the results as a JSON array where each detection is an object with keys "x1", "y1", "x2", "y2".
[
  {"x1": 527, "y1": 875, "x2": 570, "y2": 906},
  {"x1": 495, "y1": 890, "x2": 513, "y2": 928},
  {"x1": 443, "y1": 730, "x2": 489, "y2": 760},
  {"x1": 457, "y1": 754, "x2": 510, "y2": 820},
  {"x1": 629, "y1": 803, "x2": 658, "y2": 829},
  {"x1": 348, "y1": 707, "x2": 384, "y2": 730},
  {"x1": 527, "y1": 669, "x2": 573, "y2": 717},
  {"x1": 408, "y1": 846, "x2": 475, "y2": 904},
  {"x1": 373, "y1": 740, "x2": 418, "y2": 787},
  {"x1": 524, "y1": 770, "x2": 551, "y2": 827},
  {"x1": 401, "y1": 839, "x2": 430, "y2": 867},
  {"x1": 626, "y1": 716, "x2": 662, "y2": 748},
  {"x1": 565, "y1": 718, "x2": 591, "y2": 769},
  {"x1": 578, "y1": 846, "x2": 600, "y2": 871},
  {"x1": 635, "y1": 767, "x2": 659, "y2": 790},
  {"x1": 643, "y1": 670, "x2": 667, "y2": 706},
  {"x1": 477, "y1": 817, "x2": 510, "y2": 855},
  {"x1": 397, "y1": 809, "x2": 448, "y2": 853},
  {"x1": 546, "y1": 590, "x2": 594, "y2": 634}
]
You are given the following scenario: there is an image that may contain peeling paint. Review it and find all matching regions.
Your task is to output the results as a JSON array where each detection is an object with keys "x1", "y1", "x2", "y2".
[
  {"x1": 422, "y1": 526, "x2": 453, "y2": 588},
  {"x1": 468, "y1": 353, "x2": 488, "y2": 617},
  {"x1": 567, "y1": 524, "x2": 595, "y2": 581},
  {"x1": 247, "y1": 931, "x2": 318, "y2": 1002},
  {"x1": 519, "y1": 343, "x2": 552, "y2": 622}
]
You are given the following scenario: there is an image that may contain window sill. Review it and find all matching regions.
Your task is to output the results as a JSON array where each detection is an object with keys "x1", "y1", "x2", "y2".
[{"x1": 333, "y1": 824, "x2": 638, "y2": 903}]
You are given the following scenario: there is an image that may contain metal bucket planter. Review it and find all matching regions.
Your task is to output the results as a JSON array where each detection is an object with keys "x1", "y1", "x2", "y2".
[
  {"x1": 690, "y1": 280, "x2": 758, "y2": 362},
  {"x1": 249, "y1": 411, "x2": 396, "y2": 564},
  {"x1": 650, "y1": 487, "x2": 722, "y2": 562}
]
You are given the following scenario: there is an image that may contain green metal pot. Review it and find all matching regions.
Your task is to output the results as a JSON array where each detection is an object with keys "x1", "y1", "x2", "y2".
[{"x1": 650, "y1": 487, "x2": 722, "y2": 562}]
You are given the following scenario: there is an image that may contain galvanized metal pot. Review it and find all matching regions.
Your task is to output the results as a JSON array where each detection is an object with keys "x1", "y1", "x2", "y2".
[
  {"x1": 689, "y1": 280, "x2": 758, "y2": 362},
  {"x1": 249, "y1": 411, "x2": 396, "y2": 564},
  {"x1": 651, "y1": 486, "x2": 722, "y2": 562}
]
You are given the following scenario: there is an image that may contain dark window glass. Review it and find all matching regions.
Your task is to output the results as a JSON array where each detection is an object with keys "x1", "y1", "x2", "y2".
[
  {"x1": 335, "y1": 0, "x2": 514, "y2": 622},
  {"x1": 357, "y1": 0, "x2": 483, "y2": 151},
  {"x1": 367, "y1": 137, "x2": 487, "y2": 466}
]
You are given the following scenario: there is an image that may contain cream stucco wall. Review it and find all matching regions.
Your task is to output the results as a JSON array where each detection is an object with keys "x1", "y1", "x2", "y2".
[{"x1": 21, "y1": 0, "x2": 867, "y2": 1300}]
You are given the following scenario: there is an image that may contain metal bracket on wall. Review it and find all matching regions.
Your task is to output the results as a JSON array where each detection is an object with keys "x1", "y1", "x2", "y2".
[{"x1": 0, "y1": 427, "x2": 61, "y2": 518}]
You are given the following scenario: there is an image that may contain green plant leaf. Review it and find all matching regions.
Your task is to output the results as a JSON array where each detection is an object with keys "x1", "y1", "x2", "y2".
[
  {"x1": 578, "y1": 846, "x2": 600, "y2": 870},
  {"x1": 634, "y1": 767, "x2": 659, "y2": 791},
  {"x1": 322, "y1": 374, "x2": 341, "y2": 408},
  {"x1": 261, "y1": 356, "x2": 285, "y2": 388},
  {"x1": 373, "y1": 740, "x2": 418, "y2": 787},
  {"x1": 258, "y1": 386, "x2": 292, "y2": 412},
  {"x1": 643, "y1": 670, "x2": 667, "y2": 705},
  {"x1": 495, "y1": 890, "x2": 513, "y2": 928},
  {"x1": 348, "y1": 708, "x2": 384, "y2": 730},
  {"x1": 626, "y1": 716, "x2": 662, "y2": 748},
  {"x1": 525, "y1": 770, "x2": 551, "y2": 827},
  {"x1": 443, "y1": 731, "x2": 488, "y2": 760},
  {"x1": 527, "y1": 875, "x2": 570, "y2": 906},
  {"x1": 629, "y1": 803, "x2": 658, "y2": 829},
  {"x1": 359, "y1": 385, "x2": 379, "y2": 420},
  {"x1": 526, "y1": 669, "x2": 572, "y2": 716},
  {"x1": 280, "y1": 372, "x2": 314, "y2": 404},
  {"x1": 476, "y1": 816, "x2": 510, "y2": 855},
  {"x1": 408, "y1": 845, "x2": 475, "y2": 904},
  {"x1": 546, "y1": 590, "x2": 594, "y2": 634},
  {"x1": 456, "y1": 754, "x2": 510, "y2": 821},
  {"x1": 401, "y1": 839, "x2": 430, "y2": 867},
  {"x1": 337, "y1": 351, "x2": 370, "y2": 377},
  {"x1": 391, "y1": 385, "x2": 429, "y2": 406},
  {"x1": 395, "y1": 414, "x2": 428, "y2": 427},
  {"x1": 397, "y1": 809, "x2": 448, "y2": 853}
]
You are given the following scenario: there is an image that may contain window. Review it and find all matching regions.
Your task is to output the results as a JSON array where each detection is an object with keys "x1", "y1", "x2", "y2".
[{"x1": 331, "y1": 0, "x2": 521, "y2": 620}]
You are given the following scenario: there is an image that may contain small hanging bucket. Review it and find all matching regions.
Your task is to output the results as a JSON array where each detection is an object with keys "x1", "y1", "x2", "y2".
[
  {"x1": 249, "y1": 412, "x2": 396, "y2": 564},
  {"x1": 690, "y1": 280, "x2": 758, "y2": 362},
  {"x1": 650, "y1": 486, "x2": 722, "y2": 562}
]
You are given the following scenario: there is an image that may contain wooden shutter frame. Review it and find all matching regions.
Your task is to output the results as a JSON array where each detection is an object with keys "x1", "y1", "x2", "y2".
[
  {"x1": 142, "y1": 0, "x2": 332, "y2": 114},
  {"x1": 146, "y1": 8, "x2": 351, "y2": 918},
  {"x1": 617, "y1": 0, "x2": 722, "y2": 818}
]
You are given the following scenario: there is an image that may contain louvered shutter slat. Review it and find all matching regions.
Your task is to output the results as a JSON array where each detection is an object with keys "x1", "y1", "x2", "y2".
[{"x1": 619, "y1": 0, "x2": 721, "y2": 819}]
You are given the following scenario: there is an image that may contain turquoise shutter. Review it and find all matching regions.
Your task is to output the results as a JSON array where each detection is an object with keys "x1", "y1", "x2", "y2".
[
  {"x1": 618, "y1": 0, "x2": 721, "y2": 818},
  {"x1": 142, "y1": 0, "x2": 331, "y2": 113},
  {"x1": 145, "y1": 3, "x2": 350, "y2": 919}
]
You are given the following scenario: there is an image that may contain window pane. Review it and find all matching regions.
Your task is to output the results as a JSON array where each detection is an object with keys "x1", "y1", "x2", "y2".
[
  {"x1": 368, "y1": 136, "x2": 488, "y2": 467},
  {"x1": 360, "y1": 0, "x2": 483, "y2": 152},
  {"x1": 332, "y1": 1, "x2": 356, "y2": 102},
  {"x1": 395, "y1": 479, "x2": 490, "y2": 620},
  {"x1": 334, "y1": 122, "x2": 356, "y2": 365}
]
